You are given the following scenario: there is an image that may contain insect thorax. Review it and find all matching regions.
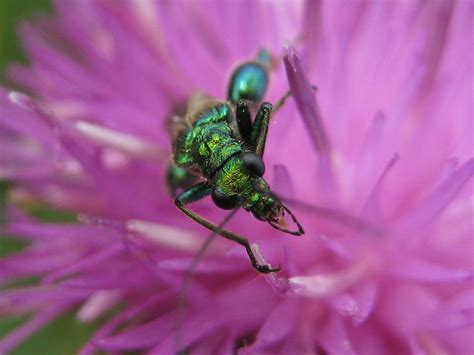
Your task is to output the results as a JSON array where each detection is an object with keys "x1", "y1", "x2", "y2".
[{"x1": 173, "y1": 102, "x2": 242, "y2": 179}]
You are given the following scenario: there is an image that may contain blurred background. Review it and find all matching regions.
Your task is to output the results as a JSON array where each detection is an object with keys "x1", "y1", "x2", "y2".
[
  {"x1": 0, "y1": 1, "x2": 98, "y2": 354},
  {"x1": 0, "y1": 0, "x2": 51, "y2": 77}
]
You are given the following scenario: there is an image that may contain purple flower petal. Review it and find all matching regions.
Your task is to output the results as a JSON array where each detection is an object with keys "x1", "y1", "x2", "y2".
[
  {"x1": 397, "y1": 158, "x2": 474, "y2": 231},
  {"x1": 94, "y1": 313, "x2": 175, "y2": 351},
  {"x1": 391, "y1": 256, "x2": 474, "y2": 283},
  {"x1": 283, "y1": 46, "x2": 336, "y2": 197},
  {"x1": 272, "y1": 164, "x2": 294, "y2": 197},
  {"x1": 319, "y1": 313, "x2": 356, "y2": 355},
  {"x1": 241, "y1": 300, "x2": 297, "y2": 352},
  {"x1": 150, "y1": 314, "x2": 224, "y2": 354},
  {"x1": 0, "y1": 1, "x2": 471, "y2": 354}
]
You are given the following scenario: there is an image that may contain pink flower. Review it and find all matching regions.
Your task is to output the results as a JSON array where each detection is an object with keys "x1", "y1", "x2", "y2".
[{"x1": 1, "y1": 1, "x2": 472, "y2": 354}]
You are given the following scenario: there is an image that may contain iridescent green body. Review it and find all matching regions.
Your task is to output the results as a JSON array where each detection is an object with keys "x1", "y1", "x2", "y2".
[
  {"x1": 171, "y1": 98, "x2": 274, "y2": 217},
  {"x1": 228, "y1": 62, "x2": 268, "y2": 103},
  {"x1": 173, "y1": 103, "x2": 240, "y2": 178},
  {"x1": 168, "y1": 50, "x2": 271, "y2": 194},
  {"x1": 167, "y1": 50, "x2": 304, "y2": 273},
  {"x1": 169, "y1": 49, "x2": 274, "y2": 215},
  {"x1": 227, "y1": 49, "x2": 270, "y2": 104},
  {"x1": 212, "y1": 155, "x2": 276, "y2": 218}
]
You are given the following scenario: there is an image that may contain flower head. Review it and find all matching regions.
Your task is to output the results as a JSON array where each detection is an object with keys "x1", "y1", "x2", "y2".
[{"x1": 0, "y1": 1, "x2": 472, "y2": 354}]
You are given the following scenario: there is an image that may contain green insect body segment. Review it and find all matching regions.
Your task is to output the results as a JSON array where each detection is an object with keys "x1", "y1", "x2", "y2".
[
  {"x1": 227, "y1": 62, "x2": 269, "y2": 103},
  {"x1": 173, "y1": 103, "x2": 242, "y2": 178},
  {"x1": 212, "y1": 155, "x2": 275, "y2": 217}
]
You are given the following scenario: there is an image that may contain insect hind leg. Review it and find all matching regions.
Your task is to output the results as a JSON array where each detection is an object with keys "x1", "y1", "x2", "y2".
[{"x1": 174, "y1": 183, "x2": 280, "y2": 273}]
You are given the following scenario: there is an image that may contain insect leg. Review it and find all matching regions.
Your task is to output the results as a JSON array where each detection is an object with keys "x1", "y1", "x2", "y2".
[
  {"x1": 273, "y1": 85, "x2": 318, "y2": 114},
  {"x1": 248, "y1": 85, "x2": 318, "y2": 157},
  {"x1": 166, "y1": 163, "x2": 199, "y2": 197},
  {"x1": 250, "y1": 102, "x2": 273, "y2": 158},
  {"x1": 174, "y1": 181, "x2": 212, "y2": 204},
  {"x1": 175, "y1": 207, "x2": 240, "y2": 353},
  {"x1": 273, "y1": 90, "x2": 292, "y2": 113},
  {"x1": 175, "y1": 183, "x2": 280, "y2": 273},
  {"x1": 235, "y1": 100, "x2": 252, "y2": 146}
]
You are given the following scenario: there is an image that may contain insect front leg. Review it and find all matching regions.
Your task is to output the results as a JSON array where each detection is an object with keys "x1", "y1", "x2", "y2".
[
  {"x1": 250, "y1": 85, "x2": 318, "y2": 156},
  {"x1": 250, "y1": 102, "x2": 273, "y2": 158},
  {"x1": 175, "y1": 183, "x2": 280, "y2": 273},
  {"x1": 235, "y1": 100, "x2": 252, "y2": 147}
]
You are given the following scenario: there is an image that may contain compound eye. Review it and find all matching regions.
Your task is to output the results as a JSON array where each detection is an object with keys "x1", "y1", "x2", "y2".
[
  {"x1": 242, "y1": 152, "x2": 265, "y2": 177},
  {"x1": 211, "y1": 189, "x2": 239, "y2": 210}
]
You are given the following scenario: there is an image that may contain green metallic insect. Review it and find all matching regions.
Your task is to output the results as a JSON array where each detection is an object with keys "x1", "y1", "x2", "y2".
[{"x1": 167, "y1": 50, "x2": 304, "y2": 273}]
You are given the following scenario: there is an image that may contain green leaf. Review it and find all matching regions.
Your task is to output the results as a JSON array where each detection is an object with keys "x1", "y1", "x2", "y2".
[
  {"x1": 0, "y1": 0, "x2": 52, "y2": 78},
  {"x1": 0, "y1": 313, "x2": 99, "y2": 355}
]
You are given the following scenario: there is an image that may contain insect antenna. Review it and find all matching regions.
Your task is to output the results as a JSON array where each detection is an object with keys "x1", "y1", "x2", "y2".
[
  {"x1": 268, "y1": 205, "x2": 305, "y2": 236},
  {"x1": 175, "y1": 206, "x2": 241, "y2": 353}
]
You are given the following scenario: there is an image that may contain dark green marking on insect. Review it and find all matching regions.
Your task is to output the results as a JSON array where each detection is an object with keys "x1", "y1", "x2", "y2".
[{"x1": 227, "y1": 62, "x2": 269, "y2": 103}]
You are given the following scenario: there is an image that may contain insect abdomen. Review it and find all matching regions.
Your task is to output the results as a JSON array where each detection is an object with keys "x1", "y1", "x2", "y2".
[{"x1": 228, "y1": 62, "x2": 269, "y2": 103}]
